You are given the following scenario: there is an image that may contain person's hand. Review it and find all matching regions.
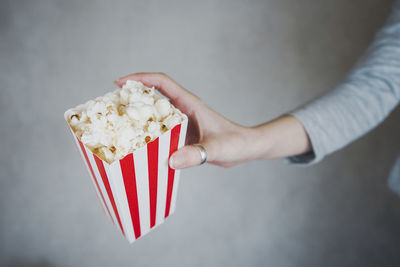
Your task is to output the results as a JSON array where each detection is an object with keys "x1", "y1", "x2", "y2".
[
  {"x1": 115, "y1": 72, "x2": 312, "y2": 169},
  {"x1": 115, "y1": 72, "x2": 254, "y2": 169}
]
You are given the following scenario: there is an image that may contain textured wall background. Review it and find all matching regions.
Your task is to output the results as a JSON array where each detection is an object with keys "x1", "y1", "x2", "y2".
[{"x1": 1, "y1": 0, "x2": 400, "y2": 266}]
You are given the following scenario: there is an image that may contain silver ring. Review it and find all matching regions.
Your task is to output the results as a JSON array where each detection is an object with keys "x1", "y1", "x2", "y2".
[{"x1": 193, "y1": 144, "x2": 207, "y2": 165}]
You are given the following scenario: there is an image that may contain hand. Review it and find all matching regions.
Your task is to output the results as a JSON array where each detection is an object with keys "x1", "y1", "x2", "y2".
[
  {"x1": 115, "y1": 72, "x2": 312, "y2": 169},
  {"x1": 115, "y1": 72, "x2": 254, "y2": 169}
]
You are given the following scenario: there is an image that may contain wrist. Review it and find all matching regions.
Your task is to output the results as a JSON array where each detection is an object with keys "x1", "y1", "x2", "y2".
[
  {"x1": 248, "y1": 115, "x2": 312, "y2": 161},
  {"x1": 206, "y1": 124, "x2": 266, "y2": 167},
  {"x1": 226, "y1": 125, "x2": 274, "y2": 164},
  {"x1": 246, "y1": 124, "x2": 275, "y2": 161}
]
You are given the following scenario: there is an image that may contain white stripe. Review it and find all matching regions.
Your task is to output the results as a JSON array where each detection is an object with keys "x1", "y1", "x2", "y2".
[
  {"x1": 86, "y1": 147, "x2": 119, "y2": 227},
  {"x1": 133, "y1": 146, "x2": 151, "y2": 236},
  {"x1": 170, "y1": 119, "x2": 188, "y2": 215},
  {"x1": 104, "y1": 160, "x2": 135, "y2": 243},
  {"x1": 156, "y1": 131, "x2": 171, "y2": 225},
  {"x1": 71, "y1": 130, "x2": 111, "y2": 222}
]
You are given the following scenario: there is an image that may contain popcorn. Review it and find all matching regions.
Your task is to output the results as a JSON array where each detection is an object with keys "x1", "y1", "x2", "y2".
[
  {"x1": 65, "y1": 81, "x2": 187, "y2": 163},
  {"x1": 155, "y1": 98, "x2": 172, "y2": 118},
  {"x1": 163, "y1": 113, "x2": 184, "y2": 129}
]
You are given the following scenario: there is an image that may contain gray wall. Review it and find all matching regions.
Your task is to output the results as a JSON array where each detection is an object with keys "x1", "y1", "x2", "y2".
[{"x1": 1, "y1": 0, "x2": 400, "y2": 266}]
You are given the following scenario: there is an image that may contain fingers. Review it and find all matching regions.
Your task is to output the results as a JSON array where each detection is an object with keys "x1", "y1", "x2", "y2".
[
  {"x1": 115, "y1": 72, "x2": 197, "y2": 104},
  {"x1": 169, "y1": 145, "x2": 206, "y2": 169}
]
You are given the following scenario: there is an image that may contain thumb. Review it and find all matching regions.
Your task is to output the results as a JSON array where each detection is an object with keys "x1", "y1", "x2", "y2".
[{"x1": 169, "y1": 145, "x2": 206, "y2": 169}]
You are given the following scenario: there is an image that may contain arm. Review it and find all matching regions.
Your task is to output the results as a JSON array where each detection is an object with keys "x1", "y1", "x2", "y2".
[{"x1": 114, "y1": 2, "x2": 400, "y2": 169}]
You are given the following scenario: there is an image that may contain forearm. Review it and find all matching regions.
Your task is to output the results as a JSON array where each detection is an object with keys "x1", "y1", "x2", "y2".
[{"x1": 235, "y1": 0, "x2": 400, "y2": 166}]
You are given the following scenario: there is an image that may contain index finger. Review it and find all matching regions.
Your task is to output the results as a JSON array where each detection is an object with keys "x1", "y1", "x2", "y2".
[{"x1": 115, "y1": 72, "x2": 197, "y2": 104}]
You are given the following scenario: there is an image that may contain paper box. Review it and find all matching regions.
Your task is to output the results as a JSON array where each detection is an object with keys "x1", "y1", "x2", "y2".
[{"x1": 66, "y1": 118, "x2": 188, "y2": 243}]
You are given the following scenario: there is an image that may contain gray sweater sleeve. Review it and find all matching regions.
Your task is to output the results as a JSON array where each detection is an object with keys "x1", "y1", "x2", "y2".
[{"x1": 287, "y1": 1, "x2": 400, "y2": 165}]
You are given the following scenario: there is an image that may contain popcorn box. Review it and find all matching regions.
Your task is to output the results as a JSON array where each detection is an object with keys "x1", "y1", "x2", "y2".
[{"x1": 66, "y1": 117, "x2": 188, "y2": 243}]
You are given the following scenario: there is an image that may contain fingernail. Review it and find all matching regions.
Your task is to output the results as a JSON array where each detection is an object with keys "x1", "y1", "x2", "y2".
[{"x1": 169, "y1": 154, "x2": 184, "y2": 169}]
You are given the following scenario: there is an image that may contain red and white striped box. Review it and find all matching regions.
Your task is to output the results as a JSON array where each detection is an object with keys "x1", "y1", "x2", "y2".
[{"x1": 66, "y1": 118, "x2": 188, "y2": 243}]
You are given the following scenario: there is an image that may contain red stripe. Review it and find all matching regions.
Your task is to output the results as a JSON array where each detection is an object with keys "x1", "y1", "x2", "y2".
[
  {"x1": 77, "y1": 138, "x2": 113, "y2": 222},
  {"x1": 147, "y1": 138, "x2": 159, "y2": 228},
  {"x1": 164, "y1": 124, "x2": 181, "y2": 218},
  {"x1": 94, "y1": 155, "x2": 125, "y2": 236},
  {"x1": 120, "y1": 154, "x2": 141, "y2": 239}
]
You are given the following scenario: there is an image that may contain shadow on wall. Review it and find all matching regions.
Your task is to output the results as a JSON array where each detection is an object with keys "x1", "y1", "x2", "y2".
[
  {"x1": 388, "y1": 155, "x2": 400, "y2": 195},
  {"x1": 6, "y1": 260, "x2": 54, "y2": 267},
  {"x1": 284, "y1": 0, "x2": 396, "y2": 97}
]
